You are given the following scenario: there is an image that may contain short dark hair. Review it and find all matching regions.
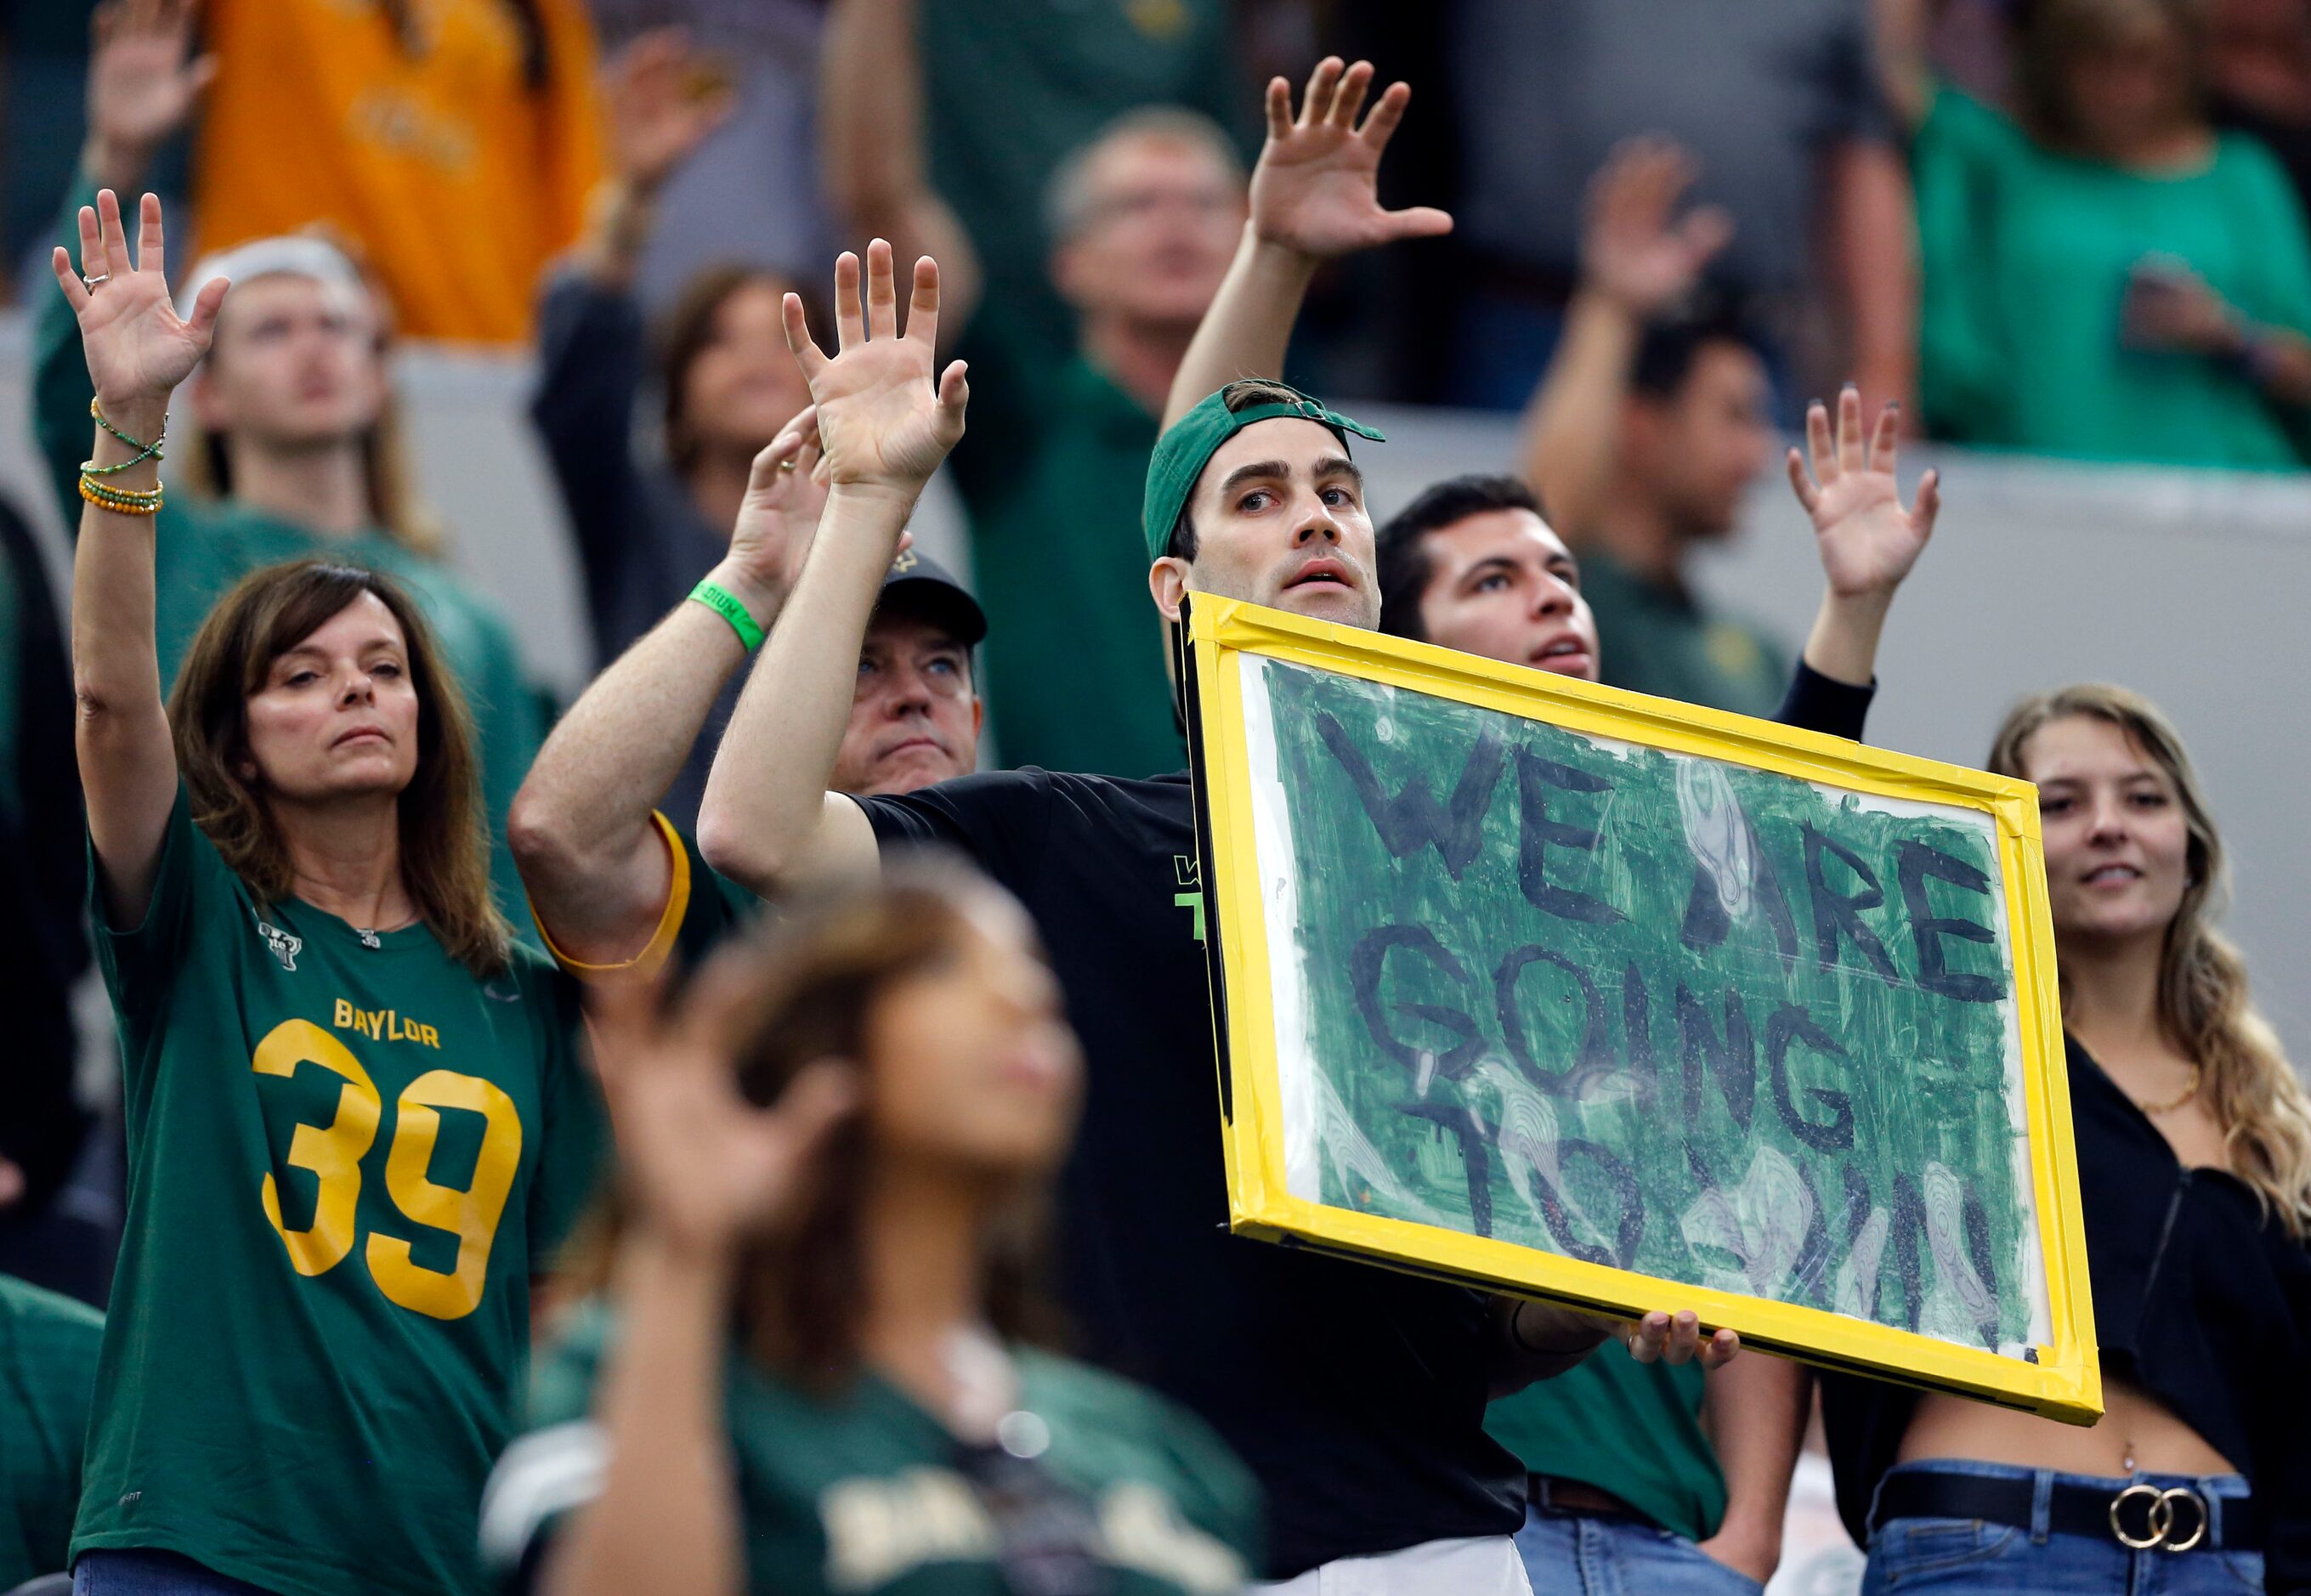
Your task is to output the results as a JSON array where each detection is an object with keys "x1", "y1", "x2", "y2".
[
  {"x1": 1628, "y1": 288, "x2": 1769, "y2": 404},
  {"x1": 1375, "y1": 473, "x2": 1546, "y2": 641},
  {"x1": 1163, "y1": 379, "x2": 1306, "y2": 563}
]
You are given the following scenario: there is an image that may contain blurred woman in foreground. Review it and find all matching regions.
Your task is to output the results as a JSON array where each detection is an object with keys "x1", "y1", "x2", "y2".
[{"x1": 484, "y1": 860, "x2": 1261, "y2": 1595}]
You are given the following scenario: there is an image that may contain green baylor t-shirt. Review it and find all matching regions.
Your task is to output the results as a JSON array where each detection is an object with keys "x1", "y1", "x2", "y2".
[
  {"x1": 76, "y1": 790, "x2": 605, "y2": 1596},
  {"x1": 483, "y1": 1303, "x2": 1262, "y2": 1594}
]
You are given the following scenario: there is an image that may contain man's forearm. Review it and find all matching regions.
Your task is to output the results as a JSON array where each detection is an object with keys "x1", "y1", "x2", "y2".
[
  {"x1": 509, "y1": 563, "x2": 765, "y2": 951},
  {"x1": 1701, "y1": 1353, "x2": 1810, "y2": 1576},
  {"x1": 698, "y1": 487, "x2": 903, "y2": 890},
  {"x1": 1516, "y1": 289, "x2": 1642, "y2": 545},
  {"x1": 1163, "y1": 229, "x2": 1319, "y2": 429}
]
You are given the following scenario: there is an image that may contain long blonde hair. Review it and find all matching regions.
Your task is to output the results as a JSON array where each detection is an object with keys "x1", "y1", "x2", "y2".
[{"x1": 1991, "y1": 684, "x2": 2311, "y2": 1237}]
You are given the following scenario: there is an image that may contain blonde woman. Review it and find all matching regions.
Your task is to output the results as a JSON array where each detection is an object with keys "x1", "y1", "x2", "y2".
[{"x1": 1822, "y1": 685, "x2": 2311, "y2": 1593}]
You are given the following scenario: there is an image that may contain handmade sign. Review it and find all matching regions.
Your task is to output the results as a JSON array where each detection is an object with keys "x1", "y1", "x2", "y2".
[{"x1": 1181, "y1": 597, "x2": 2099, "y2": 1423}]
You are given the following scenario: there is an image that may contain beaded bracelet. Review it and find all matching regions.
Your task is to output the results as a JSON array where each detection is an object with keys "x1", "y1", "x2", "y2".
[
  {"x1": 79, "y1": 475, "x2": 164, "y2": 516},
  {"x1": 83, "y1": 397, "x2": 165, "y2": 476}
]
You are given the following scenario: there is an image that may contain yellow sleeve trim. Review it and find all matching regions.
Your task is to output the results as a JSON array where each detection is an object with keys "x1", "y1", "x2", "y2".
[{"x1": 531, "y1": 812, "x2": 694, "y2": 982}]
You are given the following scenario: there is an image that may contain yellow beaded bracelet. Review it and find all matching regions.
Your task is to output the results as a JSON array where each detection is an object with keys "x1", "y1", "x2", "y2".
[{"x1": 79, "y1": 475, "x2": 163, "y2": 516}]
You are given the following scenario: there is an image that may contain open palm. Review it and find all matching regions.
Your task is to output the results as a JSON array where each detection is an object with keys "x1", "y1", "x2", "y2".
[
  {"x1": 603, "y1": 27, "x2": 734, "y2": 191},
  {"x1": 730, "y1": 407, "x2": 832, "y2": 597},
  {"x1": 786, "y1": 242, "x2": 968, "y2": 497},
  {"x1": 88, "y1": 0, "x2": 214, "y2": 161},
  {"x1": 1251, "y1": 58, "x2": 1452, "y2": 259},
  {"x1": 1583, "y1": 138, "x2": 1733, "y2": 318},
  {"x1": 54, "y1": 189, "x2": 224, "y2": 413},
  {"x1": 1788, "y1": 389, "x2": 1940, "y2": 600}
]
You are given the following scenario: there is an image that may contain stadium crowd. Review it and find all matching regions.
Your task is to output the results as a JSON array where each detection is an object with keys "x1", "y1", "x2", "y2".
[{"x1": 2, "y1": 2, "x2": 2309, "y2": 1595}]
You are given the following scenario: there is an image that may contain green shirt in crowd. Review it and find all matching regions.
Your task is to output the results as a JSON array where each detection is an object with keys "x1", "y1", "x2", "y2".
[
  {"x1": 0, "y1": 1276, "x2": 104, "y2": 1588},
  {"x1": 483, "y1": 1301, "x2": 1261, "y2": 1594},
  {"x1": 34, "y1": 183, "x2": 546, "y2": 928},
  {"x1": 921, "y1": 0, "x2": 1248, "y2": 371},
  {"x1": 75, "y1": 790, "x2": 604, "y2": 1596},
  {"x1": 1583, "y1": 552, "x2": 1791, "y2": 720},
  {"x1": 1485, "y1": 1358, "x2": 1725, "y2": 1546},
  {"x1": 949, "y1": 309, "x2": 1183, "y2": 778},
  {"x1": 1917, "y1": 86, "x2": 2311, "y2": 467}
]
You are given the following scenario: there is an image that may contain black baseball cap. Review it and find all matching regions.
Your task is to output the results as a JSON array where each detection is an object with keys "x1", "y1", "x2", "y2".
[{"x1": 875, "y1": 547, "x2": 988, "y2": 646}]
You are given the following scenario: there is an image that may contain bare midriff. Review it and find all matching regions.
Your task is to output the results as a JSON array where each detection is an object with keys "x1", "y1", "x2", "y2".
[{"x1": 1898, "y1": 1374, "x2": 2237, "y2": 1478}]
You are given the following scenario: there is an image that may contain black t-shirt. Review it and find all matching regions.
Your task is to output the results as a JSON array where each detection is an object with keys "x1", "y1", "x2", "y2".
[
  {"x1": 1820, "y1": 1035, "x2": 2311, "y2": 1588},
  {"x1": 857, "y1": 663, "x2": 1875, "y2": 1576},
  {"x1": 861, "y1": 769, "x2": 1519, "y2": 1575}
]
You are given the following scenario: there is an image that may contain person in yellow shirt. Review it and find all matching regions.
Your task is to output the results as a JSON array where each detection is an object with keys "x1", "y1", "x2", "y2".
[{"x1": 178, "y1": 0, "x2": 605, "y2": 343}]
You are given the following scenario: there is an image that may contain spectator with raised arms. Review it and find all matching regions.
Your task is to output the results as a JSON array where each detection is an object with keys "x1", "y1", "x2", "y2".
[
  {"x1": 50, "y1": 189, "x2": 601, "y2": 1596},
  {"x1": 1163, "y1": 64, "x2": 1945, "y2": 1596},
  {"x1": 508, "y1": 407, "x2": 987, "y2": 984},
  {"x1": 698, "y1": 174, "x2": 1741, "y2": 1584},
  {"x1": 38, "y1": 0, "x2": 546, "y2": 922}
]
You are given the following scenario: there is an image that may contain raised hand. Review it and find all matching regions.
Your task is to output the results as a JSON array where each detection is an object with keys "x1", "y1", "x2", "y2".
[
  {"x1": 53, "y1": 190, "x2": 226, "y2": 426},
  {"x1": 1621, "y1": 1308, "x2": 1740, "y2": 1369},
  {"x1": 784, "y1": 241, "x2": 968, "y2": 501},
  {"x1": 587, "y1": 951, "x2": 858, "y2": 1257},
  {"x1": 728, "y1": 406, "x2": 832, "y2": 603},
  {"x1": 1581, "y1": 137, "x2": 1733, "y2": 318},
  {"x1": 1249, "y1": 57, "x2": 1453, "y2": 260},
  {"x1": 602, "y1": 27, "x2": 735, "y2": 194},
  {"x1": 86, "y1": 0, "x2": 215, "y2": 185},
  {"x1": 1787, "y1": 388, "x2": 1940, "y2": 602}
]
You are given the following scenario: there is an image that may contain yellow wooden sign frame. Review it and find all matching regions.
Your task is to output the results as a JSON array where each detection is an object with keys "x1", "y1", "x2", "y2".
[{"x1": 1181, "y1": 596, "x2": 2100, "y2": 1424}]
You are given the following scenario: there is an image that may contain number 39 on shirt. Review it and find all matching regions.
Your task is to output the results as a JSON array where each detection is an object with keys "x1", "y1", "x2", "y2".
[{"x1": 252, "y1": 1017, "x2": 523, "y2": 1321}]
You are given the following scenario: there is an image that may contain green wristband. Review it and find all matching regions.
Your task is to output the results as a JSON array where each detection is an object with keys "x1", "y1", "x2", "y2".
[{"x1": 688, "y1": 579, "x2": 766, "y2": 652}]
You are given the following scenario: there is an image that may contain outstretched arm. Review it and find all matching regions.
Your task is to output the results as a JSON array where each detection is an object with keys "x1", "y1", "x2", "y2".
[
  {"x1": 38, "y1": 0, "x2": 211, "y2": 531},
  {"x1": 511, "y1": 415, "x2": 825, "y2": 965},
  {"x1": 1163, "y1": 57, "x2": 1451, "y2": 429},
  {"x1": 59, "y1": 190, "x2": 229, "y2": 923},
  {"x1": 1517, "y1": 139, "x2": 1731, "y2": 544},
  {"x1": 1787, "y1": 387, "x2": 1940, "y2": 687},
  {"x1": 698, "y1": 242, "x2": 967, "y2": 895},
  {"x1": 541, "y1": 958, "x2": 855, "y2": 1596},
  {"x1": 566, "y1": 28, "x2": 734, "y2": 292},
  {"x1": 1697, "y1": 1355, "x2": 1811, "y2": 1585},
  {"x1": 819, "y1": 0, "x2": 981, "y2": 336}
]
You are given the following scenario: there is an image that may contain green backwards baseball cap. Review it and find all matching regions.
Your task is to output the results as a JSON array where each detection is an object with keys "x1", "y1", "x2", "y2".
[{"x1": 1141, "y1": 380, "x2": 1385, "y2": 563}]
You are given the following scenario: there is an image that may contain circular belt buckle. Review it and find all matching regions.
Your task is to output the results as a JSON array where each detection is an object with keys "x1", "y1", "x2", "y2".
[
  {"x1": 2158, "y1": 1486, "x2": 2209, "y2": 1553},
  {"x1": 2110, "y1": 1482, "x2": 2168, "y2": 1550}
]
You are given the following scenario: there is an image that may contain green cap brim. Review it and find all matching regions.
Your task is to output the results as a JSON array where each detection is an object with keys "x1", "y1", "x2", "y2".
[{"x1": 1141, "y1": 382, "x2": 1385, "y2": 563}]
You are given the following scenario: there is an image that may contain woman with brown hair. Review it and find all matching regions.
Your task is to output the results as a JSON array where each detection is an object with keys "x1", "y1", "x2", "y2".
[
  {"x1": 480, "y1": 860, "x2": 1261, "y2": 1595},
  {"x1": 53, "y1": 190, "x2": 602, "y2": 1596},
  {"x1": 36, "y1": 0, "x2": 546, "y2": 920},
  {"x1": 1822, "y1": 685, "x2": 2311, "y2": 1593}
]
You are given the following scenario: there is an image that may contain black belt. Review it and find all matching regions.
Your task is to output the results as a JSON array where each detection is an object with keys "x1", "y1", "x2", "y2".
[{"x1": 1874, "y1": 1470, "x2": 2257, "y2": 1554}]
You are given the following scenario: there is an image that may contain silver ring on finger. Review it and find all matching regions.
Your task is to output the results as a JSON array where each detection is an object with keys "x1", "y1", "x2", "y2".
[{"x1": 83, "y1": 274, "x2": 110, "y2": 289}]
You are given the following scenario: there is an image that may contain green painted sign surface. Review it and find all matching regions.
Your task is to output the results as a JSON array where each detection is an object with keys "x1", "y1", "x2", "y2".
[{"x1": 1240, "y1": 657, "x2": 2047, "y2": 1356}]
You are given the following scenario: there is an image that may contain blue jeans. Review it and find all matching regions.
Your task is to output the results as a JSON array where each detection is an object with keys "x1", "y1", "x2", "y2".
[
  {"x1": 1863, "y1": 1461, "x2": 2264, "y2": 1593},
  {"x1": 71, "y1": 1552, "x2": 277, "y2": 1596},
  {"x1": 1514, "y1": 1503, "x2": 1764, "y2": 1596}
]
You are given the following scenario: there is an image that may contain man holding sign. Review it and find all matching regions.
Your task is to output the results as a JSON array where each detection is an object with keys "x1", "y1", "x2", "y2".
[
  {"x1": 1161, "y1": 57, "x2": 1940, "y2": 1596},
  {"x1": 703, "y1": 244, "x2": 1732, "y2": 1590},
  {"x1": 700, "y1": 75, "x2": 1935, "y2": 1596}
]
